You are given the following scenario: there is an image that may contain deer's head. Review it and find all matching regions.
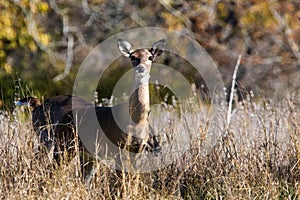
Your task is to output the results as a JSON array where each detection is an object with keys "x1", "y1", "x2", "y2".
[
  {"x1": 15, "y1": 96, "x2": 41, "y2": 109},
  {"x1": 118, "y1": 39, "x2": 166, "y2": 85}
]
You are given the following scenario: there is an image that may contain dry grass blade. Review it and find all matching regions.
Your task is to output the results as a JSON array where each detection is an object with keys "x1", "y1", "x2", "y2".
[{"x1": 1, "y1": 88, "x2": 299, "y2": 198}]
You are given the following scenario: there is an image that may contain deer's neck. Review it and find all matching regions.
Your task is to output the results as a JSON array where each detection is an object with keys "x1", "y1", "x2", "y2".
[{"x1": 129, "y1": 83, "x2": 150, "y2": 125}]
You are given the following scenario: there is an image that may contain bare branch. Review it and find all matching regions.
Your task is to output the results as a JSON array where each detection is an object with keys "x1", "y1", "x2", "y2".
[
  {"x1": 81, "y1": 0, "x2": 91, "y2": 14},
  {"x1": 53, "y1": 34, "x2": 74, "y2": 81},
  {"x1": 227, "y1": 54, "x2": 242, "y2": 127},
  {"x1": 11, "y1": 0, "x2": 88, "y2": 81},
  {"x1": 48, "y1": 0, "x2": 86, "y2": 81}
]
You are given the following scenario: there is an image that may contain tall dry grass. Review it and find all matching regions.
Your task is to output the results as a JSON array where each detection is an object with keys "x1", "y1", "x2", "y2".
[{"x1": 0, "y1": 91, "x2": 299, "y2": 199}]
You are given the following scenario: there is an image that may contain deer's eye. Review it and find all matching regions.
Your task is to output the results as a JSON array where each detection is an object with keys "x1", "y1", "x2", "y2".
[{"x1": 148, "y1": 56, "x2": 154, "y2": 61}]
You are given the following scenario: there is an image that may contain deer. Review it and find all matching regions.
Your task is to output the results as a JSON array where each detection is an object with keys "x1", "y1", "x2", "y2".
[
  {"x1": 15, "y1": 39, "x2": 164, "y2": 181},
  {"x1": 57, "y1": 39, "x2": 165, "y2": 176},
  {"x1": 16, "y1": 95, "x2": 93, "y2": 161}
]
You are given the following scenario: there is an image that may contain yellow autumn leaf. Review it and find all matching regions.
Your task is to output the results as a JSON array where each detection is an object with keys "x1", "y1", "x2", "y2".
[
  {"x1": 8, "y1": 41, "x2": 17, "y2": 49},
  {"x1": 4, "y1": 27, "x2": 16, "y2": 40},
  {"x1": 241, "y1": 2, "x2": 275, "y2": 27},
  {"x1": 39, "y1": 33, "x2": 50, "y2": 46},
  {"x1": 29, "y1": 41, "x2": 37, "y2": 51},
  {"x1": 216, "y1": 2, "x2": 227, "y2": 19},
  {"x1": 162, "y1": 12, "x2": 184, "y2": 30},
  {"x1": 0, "y1": 50, "x2": 6, "y2": 58},
  {"x1": 38, "y1": 2, "x2": 49, "y2": 13},
  {"x1": 2, "y1": 12, "x2": 12, "y2": 26},
  {"x1": 4, "y1": 63, "x2": 12, "y2": 74}
]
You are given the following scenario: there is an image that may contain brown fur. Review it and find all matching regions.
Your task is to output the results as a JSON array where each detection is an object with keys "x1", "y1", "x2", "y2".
[{"x1": 18, "y1": 95, "x2": 93, "y2": 160}]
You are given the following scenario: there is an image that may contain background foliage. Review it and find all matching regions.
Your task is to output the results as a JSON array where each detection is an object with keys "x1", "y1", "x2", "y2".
[{"x1": 0, "y1": 0, "x2": 299, "y2": 108}]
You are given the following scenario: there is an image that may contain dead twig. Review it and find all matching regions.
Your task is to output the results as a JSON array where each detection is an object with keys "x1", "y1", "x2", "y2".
[{"x1": 227, "y1": 54, "x2": 242, "y2": 127}]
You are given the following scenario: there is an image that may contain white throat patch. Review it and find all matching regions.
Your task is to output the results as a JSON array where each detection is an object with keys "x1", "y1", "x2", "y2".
[{"x1": 135, "y1": 74, "x2": 150, "y2": 86}]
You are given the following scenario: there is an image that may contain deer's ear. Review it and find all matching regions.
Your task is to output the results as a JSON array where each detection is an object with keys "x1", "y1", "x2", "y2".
[
  {"x1": 118, "y1": 39, "x2": 133, "y2": 57},
  {"x1": 149, "y1": 39, "x2": 166, "y2": 58}
]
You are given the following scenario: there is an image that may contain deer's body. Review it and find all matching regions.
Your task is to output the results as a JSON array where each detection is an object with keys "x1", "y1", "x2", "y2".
[{"x1": 16, "y1": 95, "x2": 93, "y2": 160}]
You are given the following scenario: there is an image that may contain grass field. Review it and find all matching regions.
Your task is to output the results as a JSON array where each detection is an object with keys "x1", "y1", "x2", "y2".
[{"x1": 0, "y1": 91, "x2": 299, "y2": 199}]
